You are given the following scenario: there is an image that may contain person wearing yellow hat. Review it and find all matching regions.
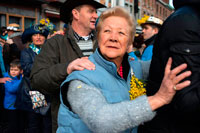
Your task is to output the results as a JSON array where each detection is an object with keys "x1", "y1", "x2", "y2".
[{"x1": 140, "y1": 16, "x2": 163, "y2": 61}]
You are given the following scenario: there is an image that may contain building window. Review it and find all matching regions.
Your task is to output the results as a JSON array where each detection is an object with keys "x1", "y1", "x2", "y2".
[
  {"x1": 108, "y1": 0, "x2": 111, "y2": 7},
  {"x1": 163, "y1": 8, "x2": 165, "y2": 18},
  {"x1": 160, "y1": 7, "x2": 162, "y2": 15},
  {"x1": 143, "y1": 0, "x2": 146, "y2": 6},
  {"x1": 116, "y1": 0, "x2": 119, "y2": 5},
  {"x1": 9, "y1": 16, "x2": 22, "y2": 29},
  {"x1": 0, "y1": 14, "x2": 6, "y2": 27},
  {"x1": 156, "y1": 4, "x2": 158, "y2": 15},
  {"x1": 25, "y1": 17, "x2": 35, "y2": 29},
  {"x1": 0, "y1": 12, "x2": 36, "y2": 31}
]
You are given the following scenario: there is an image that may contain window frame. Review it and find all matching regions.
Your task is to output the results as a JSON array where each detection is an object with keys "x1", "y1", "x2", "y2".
[{"x1": 0, "y1": 11, "x2": 36, "y2": 31}]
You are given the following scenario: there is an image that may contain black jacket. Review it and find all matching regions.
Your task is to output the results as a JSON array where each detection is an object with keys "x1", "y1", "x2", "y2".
[
  {"x1": 139, "y1": 0, "x2": 200, "y2": 133},
  {"x1": 21, "y1": 48, "x2": 36, "y2": 78}
]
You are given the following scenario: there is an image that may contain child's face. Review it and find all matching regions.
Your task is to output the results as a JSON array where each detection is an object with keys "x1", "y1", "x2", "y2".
[{"x1": 10, "y1": 66, "x2": 21, "y2": 77}]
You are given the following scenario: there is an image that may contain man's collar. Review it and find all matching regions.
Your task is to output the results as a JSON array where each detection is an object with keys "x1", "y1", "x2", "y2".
[
  {"x1": 144, "y1": 34, "x2": 157, "y2": 46},
  {"x1": 73, "y1": 31, "x2": 94, "y2": 41}
]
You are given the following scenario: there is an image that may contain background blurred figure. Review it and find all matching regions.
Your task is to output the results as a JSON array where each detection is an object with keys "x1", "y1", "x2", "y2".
[
  {"x1": 0, "y1": 26, "x2": 10, "y2": 133},
  {"x1": 140, "y1": 16, "x2": 163, "y2": 61},
  {"x1": 133, "y1": 33, "x2": 145, "y2": 58},
  {"x1": 0, "y1": 27, "x2": 7, "y2": 74},
  {"x1": 63, "y1": 23, "x2": 68, "y2": 34},
  {"x1": 20, "y1": 21, "x2": 52, "y2": 133},
  {"x1": 128, "y1": 33, "x2": 145, "y2": 59},
  {"x1": 3, "y1": 23, "x2": 24, "y2": 72},
  {"x1": 139, "y1": 0, "x2": 200, "y2": 132},
  {"x1": 6, "y1": 23, "x2": 20, "y2": 39},
  {"x1": 7, "y1": 23, "x2": 26, "y2": 51}
]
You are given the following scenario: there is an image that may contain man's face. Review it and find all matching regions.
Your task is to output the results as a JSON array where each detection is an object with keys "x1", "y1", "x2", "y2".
[
  {"x1": 142, "y1": 24, "x2": 158, "y2": 40},
  {"x1": 76, "y1": 5, "x2": 98, "y2": 32}
]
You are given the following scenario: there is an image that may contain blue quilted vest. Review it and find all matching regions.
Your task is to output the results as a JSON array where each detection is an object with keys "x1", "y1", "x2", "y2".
[{"x1": 57, "y1": 49, "x2": 142, "y2": 133}]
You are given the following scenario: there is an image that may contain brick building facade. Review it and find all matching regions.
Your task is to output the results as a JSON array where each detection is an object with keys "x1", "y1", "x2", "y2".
[{"x1": 140, "y1": 0, "x2": 174, "y2": 21}]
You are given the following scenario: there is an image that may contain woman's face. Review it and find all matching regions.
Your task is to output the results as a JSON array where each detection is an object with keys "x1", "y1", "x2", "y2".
[
  {"x1": 98, "y1": 16, "x2": 130, "y2": 63},
  {"x1": 32, "y1": 33, "x2": 46, "y2": 46}
]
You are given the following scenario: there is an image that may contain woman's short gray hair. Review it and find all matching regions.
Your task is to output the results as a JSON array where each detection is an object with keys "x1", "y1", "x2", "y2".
[{"x1": 96, "y1": 6, "x2": 136, "y2": 45}]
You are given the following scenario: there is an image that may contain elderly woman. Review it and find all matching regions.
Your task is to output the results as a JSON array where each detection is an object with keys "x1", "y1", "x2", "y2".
[{"x1": 57, "y1": 7, "x2": 191, "y2": 133}]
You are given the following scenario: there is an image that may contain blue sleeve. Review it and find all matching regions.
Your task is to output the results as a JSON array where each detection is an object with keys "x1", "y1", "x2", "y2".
[
  {"x1": 128, "y1": 51, "x2": 138, "y2": 61},
  {"x1": 141, "y1": 45, "x2": 153, "y2": 61},
  {"x1": 67, "y1": 80, "x2": 156, "y2": 133},
  {"x1": 4, "y1": 79, "x2": 21, "y2": 94}
]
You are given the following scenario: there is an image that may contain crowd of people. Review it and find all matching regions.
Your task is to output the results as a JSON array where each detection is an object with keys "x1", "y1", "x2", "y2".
[
  {"x1": 0, "y1": 17, "x2": 54, "y2": 132},
  {"x1": 0, "y1": 0, "x2": 199, "y2": 133}
]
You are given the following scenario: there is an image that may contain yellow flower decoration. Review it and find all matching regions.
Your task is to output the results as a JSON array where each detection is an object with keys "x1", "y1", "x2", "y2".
[
  {"x1": 38, "y1": 18, "x2": 55, "y2": 32},
  {"x1": 129, "y1": 73, "x2": 146, "y2": 100},
  {"x1": 137, "y1": 14, "x2": 150, "y2": 25},
  {"x1": 40, "y1": 18, "x2": 50, "y2": 26}
]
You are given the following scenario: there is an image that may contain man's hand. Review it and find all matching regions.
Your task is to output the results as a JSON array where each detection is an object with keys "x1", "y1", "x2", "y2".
[
  {"x1": 6, "y1": 39, "x2": 14, "y2": 44},
  {"x1": 67, "y1": 57, "x2": 95, "y2": 74},
  {"x1": 47, "y1": 30, "x2": 65, "y2": 39}
]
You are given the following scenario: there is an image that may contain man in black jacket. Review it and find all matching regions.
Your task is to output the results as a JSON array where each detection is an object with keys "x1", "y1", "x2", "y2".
[
  {"x1": 30, "y1": 0, "x2": 106, "y2": 132},
  {"x1": 138, "y1": 0, "x2": 200, "y2": 132}
]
